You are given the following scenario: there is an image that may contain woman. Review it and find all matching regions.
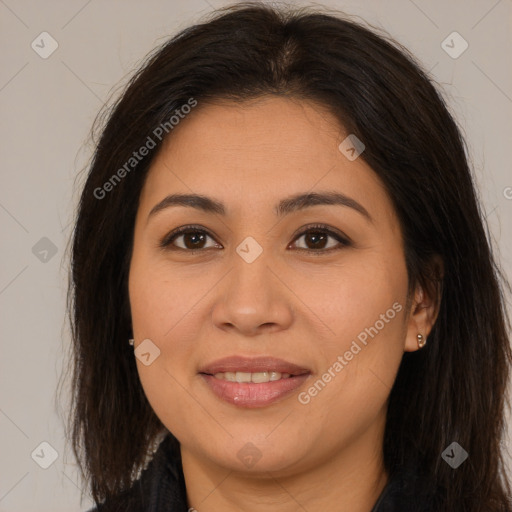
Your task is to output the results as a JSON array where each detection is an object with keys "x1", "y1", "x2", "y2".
[{"x1": 67, "y1": 2, "x2": 512, "y2": 511}]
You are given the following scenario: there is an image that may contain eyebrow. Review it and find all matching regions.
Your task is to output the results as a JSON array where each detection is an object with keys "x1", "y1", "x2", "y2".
[{"x1": 147, "y1": 191, "x2": 373, "y2": 223}]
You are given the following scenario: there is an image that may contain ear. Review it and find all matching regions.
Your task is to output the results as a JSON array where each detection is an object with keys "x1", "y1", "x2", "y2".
[{"x1": 404, "y1": 256, "x2": 443, "y2": 352}]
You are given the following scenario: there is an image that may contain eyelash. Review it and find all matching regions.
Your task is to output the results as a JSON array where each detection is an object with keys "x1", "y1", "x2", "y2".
[{"x1": 158, "y1": 223, "x2": 351, "y2": 255}]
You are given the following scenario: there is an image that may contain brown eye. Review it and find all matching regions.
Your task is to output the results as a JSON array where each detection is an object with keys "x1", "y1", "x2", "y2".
[
  {"x1": 176, "y1": 231, "x2": 208, "y2": 250},
  {"x1": 160, "y1": 226, "x2": 220, "y2": 251},
  {"x1": 290, "y1": 224, "x2": 351, "y2": 253},
  {"x1": 296, "y1": 231, "x2": 331, "y2": 250}
]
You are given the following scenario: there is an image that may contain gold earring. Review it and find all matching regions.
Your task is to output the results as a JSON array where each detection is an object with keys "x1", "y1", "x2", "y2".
[
  {"x1": 417, "y1": 333, "x2": 427, "y2": 348},
  {"x1": 128, "y1": 338, "x2": 134, "y2": 346}
]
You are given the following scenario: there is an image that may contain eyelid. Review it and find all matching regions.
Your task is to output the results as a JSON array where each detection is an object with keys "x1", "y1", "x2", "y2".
[{"x1": 159, "y1": 223, "x2": 352, "y2": 253}]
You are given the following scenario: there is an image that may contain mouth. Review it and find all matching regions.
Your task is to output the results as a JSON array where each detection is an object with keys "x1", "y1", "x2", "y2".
[
  {"x1": 206, "y1": 371, "x2": 298, "y2": 383},
  {"x1": 198, "y1": 356, "x2": 311, "y2": 408}
]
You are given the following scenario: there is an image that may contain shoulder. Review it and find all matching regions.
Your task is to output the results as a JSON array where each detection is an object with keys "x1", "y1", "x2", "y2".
[
  {"x1": 371, "y1": 463, "x2": 443, "y2": 512},
  {"x1": 86, "y1": 433, "x2": 188, "y2": 512}
]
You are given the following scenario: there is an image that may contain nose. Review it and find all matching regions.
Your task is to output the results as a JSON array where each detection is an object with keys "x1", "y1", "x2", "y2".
[{"x1": 211, "y1": 252, "x2": 294, "y2": 337}]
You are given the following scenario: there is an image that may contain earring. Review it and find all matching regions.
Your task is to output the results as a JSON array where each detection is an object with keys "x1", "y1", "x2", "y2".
[
  {"x1": 417, "y1": 333, "x2": 427, "y2": 348},
  {"x1": 128, "y1": 338, "x2": 134, "y2": 346}
]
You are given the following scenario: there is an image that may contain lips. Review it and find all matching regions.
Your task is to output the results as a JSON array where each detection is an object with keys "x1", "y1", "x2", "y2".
[
  {"x1": 198, "y1": 356, "x2": 311, "y2": 408},
  {"x1": 198, "y1": 355, "x2": 310, "y2": 376},
  {"x1": 201, "y1": 373, "x2": 310, "y2": 408}
]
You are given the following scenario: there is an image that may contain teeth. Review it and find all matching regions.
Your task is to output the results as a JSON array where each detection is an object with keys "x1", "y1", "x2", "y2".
[{"x1": 213, "y1": 371, "x2": 292, "y2": 383}]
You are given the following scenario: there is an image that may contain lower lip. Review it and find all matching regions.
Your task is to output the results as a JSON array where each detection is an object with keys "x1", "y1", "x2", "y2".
[{"x1": 200, "y1": 373, "x2": 310, "y2": 408}]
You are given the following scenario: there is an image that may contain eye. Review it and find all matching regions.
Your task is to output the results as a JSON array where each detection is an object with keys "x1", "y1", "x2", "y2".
[
  {"x1": 159, "y1": 225, "x2": 220, "y2": 252},
  {"x1": 289, "y1": 223, "x2": 351, "y2": 254}
]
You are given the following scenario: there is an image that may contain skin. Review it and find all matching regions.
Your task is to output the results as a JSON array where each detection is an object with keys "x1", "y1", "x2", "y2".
[{"x1": 128, "y1": 95, "x2": 439, "y2": 512}]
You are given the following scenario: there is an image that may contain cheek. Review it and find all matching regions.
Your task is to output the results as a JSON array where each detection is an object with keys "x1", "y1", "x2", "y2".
[
  {"x1": 128, "y1": 247, "x2": 221, "y2": 395},
  {"x1": 293, "y1": 253, "x2": 407, "y2": 421},
  {"x1": 299, "y1": 251, "x2": 407, "y2": 351},
  {"x1": 128, "y1": 256, "x2": 202, "y2": 435},
  {"x1": 128, "y1": 252, "x2": 196, "y2": 383},
  {"x1": 128, "y1": 249, "x2": 202, "y2": 342}
]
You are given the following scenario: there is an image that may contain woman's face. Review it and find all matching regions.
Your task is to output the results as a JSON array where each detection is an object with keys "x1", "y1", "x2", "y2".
[{"x1": 128, "y1": 96, "x2": 426, "y2": 475}]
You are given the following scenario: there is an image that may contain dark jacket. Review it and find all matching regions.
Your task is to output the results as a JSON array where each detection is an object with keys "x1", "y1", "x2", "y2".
[{"x1": 88, "y1": 434, "x2": 439, "y2": 511}]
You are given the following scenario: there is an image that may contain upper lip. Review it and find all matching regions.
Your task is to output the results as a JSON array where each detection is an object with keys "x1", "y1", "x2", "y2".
[{"x1": 199, "y1": 356, "x2": 310, "y2": 376}]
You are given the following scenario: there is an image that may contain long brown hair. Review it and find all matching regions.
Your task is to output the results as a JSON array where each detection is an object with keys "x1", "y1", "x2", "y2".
[{"x1": 64, "y1": 3, "x2": 512, "y2": 509}]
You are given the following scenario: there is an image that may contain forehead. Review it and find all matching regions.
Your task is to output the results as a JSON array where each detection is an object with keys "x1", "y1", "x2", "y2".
[
  {"x1": 139, "y1": 96, "x2": 396, "y2": 227},
  {"x1": 162, "y1": 96, "x2": 344, "y2": 163}
]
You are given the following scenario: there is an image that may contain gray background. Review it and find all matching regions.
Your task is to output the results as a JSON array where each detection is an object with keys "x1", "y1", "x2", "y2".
[{"x1": 1, "y1": 0, "x2": 511, "y2": 510}]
